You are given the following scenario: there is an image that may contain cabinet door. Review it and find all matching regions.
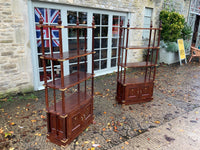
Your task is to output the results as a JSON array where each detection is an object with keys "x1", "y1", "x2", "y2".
[
  {"x1": 125, "y1": 86, "x2": 140, "y2": 101},
  {"x1": 140, "y1": 83, "x2": 153, "y2": 99},
  {"x1": 82, "y1": 102, "x2": 93, "y2": 123},
  {"x1": 69, "y1": 111, "x2": 82, "y2": 137}
]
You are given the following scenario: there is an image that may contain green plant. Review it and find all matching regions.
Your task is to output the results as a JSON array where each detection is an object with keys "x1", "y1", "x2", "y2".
[
  {"x1": 160, "y1": 10, "x2": 185, "y2": 42},
  {"x1": 166, "y1": 42, "x2": 178, "y2": 52},
  {"x1": 181, "y1": 23, "x2": 192, "y2": 40}
]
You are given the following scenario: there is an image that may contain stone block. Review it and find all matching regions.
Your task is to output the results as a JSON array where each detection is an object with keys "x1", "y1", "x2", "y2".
[
  {"x1": 1, "y1": 51, "x2": 13, "y2": 56},
  {"x1": 0, "y1": 40, "x2": 13, "y2": 43},
  {"x1": 2, "y1": 11, "x2": 11, "y2": 15},
  {"x1": 2, "y1": 64, "x2": 16, "y2": 70}
]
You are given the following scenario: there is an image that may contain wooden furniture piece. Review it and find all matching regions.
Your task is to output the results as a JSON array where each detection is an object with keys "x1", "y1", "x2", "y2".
[
  {"x1": 189, "y1": 46, "x2": 200, "y2": 62},
  {"x1": 116, "y1": 20, "x2": 162, "y2": 105},
  {"x1": 38, "y1": 15, "x2": 95, "y2": 147}
]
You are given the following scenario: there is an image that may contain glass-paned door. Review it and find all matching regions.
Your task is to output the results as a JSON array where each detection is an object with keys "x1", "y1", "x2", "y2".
[
  {"x1": 34, "y1": 7, "x2": 61, "y2": 82},
  {"x1": 111, "y1": 15, "x2": 125, "y2": 67},
  {"x1": 93, "y1": 13, "x2": 109, "y2": 71},
  {"x1": 67, "y1": 11, "x2": 88, "y2": 73}
]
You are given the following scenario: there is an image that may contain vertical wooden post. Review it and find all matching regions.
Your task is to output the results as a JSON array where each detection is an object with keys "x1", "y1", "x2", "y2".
[
  {"x1": 153, "y1": 22, "x2": 162, "y2": 81},
  {"x1": 145, "y1": 21, "x2": 152, "y2": 81},
  {"x1": 76, "y1": 17, "x2": 80, "y2": 105},
  {"x1": 120, "y1": 28, "x2": 125, "y2": 83},
  {"x1": 84, "y1": 28, "x2": 87, "y2": 97},
  {"x1": 123, "y1": 20, "x2": 130, "y2": 84},
  {"x1": 50, "y1": 27, "x2": 57, "y2": 112},
  {"x1": 91, "y1": 17, "x2": 95, "y2": 112},
  {"x1": 39, "y1": 14, "x2": 49, "y2": 111},
  {"x1": 58, "y1": 14, "x2": 65, "y2": 115},
  {"x1": 117, "y1": 20, "x2": 123, "y2": 95}
]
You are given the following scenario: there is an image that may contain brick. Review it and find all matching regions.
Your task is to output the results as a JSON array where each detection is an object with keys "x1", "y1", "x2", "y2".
[{"x1": 2, "y1": 12, "x2": 12, "y2": 15}]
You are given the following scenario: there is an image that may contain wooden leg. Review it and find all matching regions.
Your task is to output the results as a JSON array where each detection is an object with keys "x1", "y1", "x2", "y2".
[{"x1": 188, "y1": 56, "x2": 193, "y2": 63}]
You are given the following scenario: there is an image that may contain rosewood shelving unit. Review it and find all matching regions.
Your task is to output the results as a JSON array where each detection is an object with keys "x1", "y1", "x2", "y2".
[
  {"x1": 116, "y1": 20, "x2": 162, "y2": 105},
  {"x1": 38, "y1": 15, "x2": 95, "y2": 147}
]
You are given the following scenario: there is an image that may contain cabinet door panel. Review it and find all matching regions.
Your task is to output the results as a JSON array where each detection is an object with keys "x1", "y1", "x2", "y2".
[
  {"x1": 140, "y1": 84, "x2": 153, "y2": 99},
  {"x1": 82, "y1": 102, "x2": 92, "y2": 122},
  {"x1": 70, "y1": 111, "x2": 82, "y2": 136},
  {"x1": 125, "y1": 86, "x2": 140, "y2": 100}
]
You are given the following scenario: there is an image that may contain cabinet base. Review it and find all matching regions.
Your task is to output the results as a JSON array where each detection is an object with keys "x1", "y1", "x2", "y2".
[
  {"x1": 46, "y1": 101, "x2": 93, "y2": 147},
  {"x1": 116, "y1": 81, "x2": 154, "y2": 105}
]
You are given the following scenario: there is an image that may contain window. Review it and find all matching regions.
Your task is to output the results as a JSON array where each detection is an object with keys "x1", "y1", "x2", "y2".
[{"x1": 143, "y1": 8, "x2": 153, "y2": 41}]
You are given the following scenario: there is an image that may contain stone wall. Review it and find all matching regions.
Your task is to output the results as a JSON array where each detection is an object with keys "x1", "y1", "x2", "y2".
[
  {"x1": 0, "y1": 0, "x2": 33, "y2": 96},
  {"x1": 0, "y1": 0, "x2": 190, "y2": 95}
]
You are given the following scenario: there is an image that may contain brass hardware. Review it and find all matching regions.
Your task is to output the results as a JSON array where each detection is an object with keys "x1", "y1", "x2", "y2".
[
  {"x1": 59, "y1": 88, "x2": 66, "y2": 92},
  {"x1": 57, "y1": 59, "x2": 65, "y2": 62},
  {"x1": 60, "y1": 114, "x2": 68, "y2": 118},
  {"x1": 46, "y1": 134, "x2": 50, "y2": 136},
  {"x1": 61, "y1": 139, "x2": 68, "y2": 143},
  {"x1": 56, "y1": 26, "x2": 64, "y2": 28},
  {"x1": 43, "y1": 84, "x2": 46, "y2": 87},
  {"x1": 40, "y1": 56, "x2": 44, "y2": 59},
  {"x1": 61, "y1": 144, "x2": 68, "y2": 148},
  {"x1": 125, "y1": 48, "x2": 129, "y2": 50}
]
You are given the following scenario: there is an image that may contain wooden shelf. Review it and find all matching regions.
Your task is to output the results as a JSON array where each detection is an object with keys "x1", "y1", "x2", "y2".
[
  {"x1": 41, "y1": 50, "x2": 94, "y2": 61},
  {"x1": 48, "y1": 91, "x2": 92, "y2": 116},
  {"x1": 45, "y1": 72, "x2": 93, "y2": 91},
  {"x1": 118, "y1": 76, "x2": 153, "y2": 85},
  {"x1": 119, "y1": 61, "x2": 155, "y2": 68},
  {"x1": 120, "y1": 45, "x2": 159, "y2": 50}
]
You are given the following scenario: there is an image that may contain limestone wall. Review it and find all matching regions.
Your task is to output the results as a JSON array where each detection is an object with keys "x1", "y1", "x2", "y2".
[
  {"x1": 0, "y1": 0, "x2": 33, "y2": 96},
  {"x1": 0, "y1": 0, "x2": 190, "y2": 95}
]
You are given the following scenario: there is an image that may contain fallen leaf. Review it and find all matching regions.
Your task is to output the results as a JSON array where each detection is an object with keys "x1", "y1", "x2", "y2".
[
  {"x1": 195, "y1": 111, "x2": 199, "y2": 114},
  {"x1": 9, "y1": 122, "x2": 16, "y2": 126},
  {"x1": 121, "y1": 146, "x2": 124, "y2": 149},
  {"x1": 92, "y1": 144, "x2": 100, "y2": 147},
  {"x1": 155, "y1": 121, "x2": 160, "y2": 124},
  {"x1": 138, "y1": 130, "x2": 142, "y2": 133},
  {"x1": 31, "y1": 120, "x2": 37, "y2": 123},
  {"x1": 102, "y1": 128, "x2": 106, "y2": 131},
  {"x1": 91, "y1": 148, "x2": 95, "y2": 150},
  {"x1": 84, "y1": 141, "x2": 89, "y2": 144},
  {"x1": 104, "y1": 112, "x2": 107, "y2": 114},
  {"x1": 76, "y1": 141, "x2": 79, "y2": 145},
  {"x1": 35, "y1": 133, "x2": 41, "y2": 136},
  {"x1": 0, "y1": 128, "x2": 3, "y2": 134},
  {"x1": 180, "y1": 129, "x2": 184, "y2": 132},
  {"x1": 9, "y1": 148, "x2": 14, "y2": 150},
  {"x1": 168, "y1": 104, "x2": 172, "y2": 106},
  {"x1": 122, "y1": 117, "x2": 126, "y2": 120},
  {"x1": 147, "y1": 138, "x2": 150, "y2": 141},
  {"x1": 125, "y1": 141, "x2": 129, "y2": 145},
  {"x1": 4, "y1": 132, "x2": 12, "y2": 137},
  {"x1": 41, "y1": 115, "x2": 45, "y2": 119}
]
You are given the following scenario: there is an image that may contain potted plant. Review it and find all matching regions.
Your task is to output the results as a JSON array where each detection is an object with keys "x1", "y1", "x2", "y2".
[{"x1": 159, "y1": 10, "x2": 188, "y2": 64}]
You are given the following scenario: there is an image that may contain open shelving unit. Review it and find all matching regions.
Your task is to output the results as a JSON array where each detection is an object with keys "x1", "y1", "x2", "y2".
[
  {"x1": 38, "y1": 15, "x2": 95, "y2": 147},
  {"x1": 116, "y1": 20, "x2": 162, "y2": 105}
]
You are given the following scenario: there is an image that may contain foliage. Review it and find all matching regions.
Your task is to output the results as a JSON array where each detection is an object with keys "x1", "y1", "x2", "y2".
[
  {"x1": 166, "y1": 42, "x2": 178, "y2": 52},
  {"x1": 160, "y1": 10, "x2": 185, "y2": 42},
  {"x1": 181, "y1": 23, "x2": 192, "y2": 40}
]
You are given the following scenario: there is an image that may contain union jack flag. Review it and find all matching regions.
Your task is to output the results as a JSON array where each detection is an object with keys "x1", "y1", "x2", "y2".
[{"x1": 35, "y1": 8, "x2": 60, "y2": 48}]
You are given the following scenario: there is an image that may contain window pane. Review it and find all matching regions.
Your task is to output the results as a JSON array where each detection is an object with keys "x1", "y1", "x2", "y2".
[
  {"x1": 101, "y1": 38, "x2": 107, "y2": 48},
  {"x1": 49, "y1": 9, "x2": 60, "y2": 24},
  {"x1": 69, "y1": 39, "x2": 77, "y2": 50},
  {"x1": 94, "y1": 39, "x2": 100, "y2": 49},
  {"x1": 120, "y1": 16, "x2": 125, "y2": 26},
  {"x1": 113, "y1": 16, "x2": 119, "y2": 25},
  {"x1": 40, "y1": 71, "x2": 52, "y2": 81},
  {"x1": 35, "y1": 8, "x2": 48, "y2": 23},
  {"x1": 112, "y1": 48, "x2": 117, "y2": 57},
  {"x1": 101, "y1": 60, "x2": 107, "y2": 69},
  {"x1": 93, "y1": 14, "x2": 100, "y2": 25},
  {"x1": 37, "y1": 40, "x2": 50, "y2": 53},
  {"x1": 101, "y1": 49, "x2": 107, "y2": 59},
  {"x1": 79, "y1": 12, "x2": 87, "y2": 24},
  {"x1": 68, "y1": 11, "x2": 77, "y2": 24},
  {"x1": 112, "y1": 27, "x2": 119, "y2": 37},
  {"x1": 94, "y1": 50, "x2": 100, "y2": 60},
  {"x1": 68, "y1": 28, "x2": 77, "y2": 37},
  {"x1": 102, "y1": 14, "x2": 108, "y2": 25},
  {"x1": 112, "y1": 38, "x2": 118, "y2": 47},
  {"x1": 94, "y1": 27, "x2": 100, "y2": 37},
  {"x1": 94, "y1": 61, "x2": 99, "y2": 70},
  {"x1": 102, "y1": 27, "x2": 108, "y2": 37},
  {"x1": 111, "y1": 58, "x2": 117, "y2": 67}
]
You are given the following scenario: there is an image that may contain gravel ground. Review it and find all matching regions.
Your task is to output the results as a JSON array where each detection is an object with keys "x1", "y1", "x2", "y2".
[{"x1": 0, "y1": 62, "x2": 200, "y2": 150}]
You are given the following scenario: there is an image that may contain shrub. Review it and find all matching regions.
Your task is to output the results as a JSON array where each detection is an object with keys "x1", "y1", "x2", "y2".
[{"x1": 160, "y1": 10, "x2": 185, "y2": 42}]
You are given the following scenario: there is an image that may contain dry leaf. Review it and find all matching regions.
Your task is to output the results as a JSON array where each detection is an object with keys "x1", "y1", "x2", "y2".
[
  {"x1": 104, "y1": 112, "x2": 107, "y2": 114},
  {"x1": 41, "y1": 115, "x2": 45, "y2": 119},
  {"x1": 155, "y1": 121, "x2": 160, "y2": 124},
  {"x1": 102, "y1": 128, "x2": 106, "y2": 131},
  {"x1": 9, "y1": 122, "x2": 15, "y2": 126},
  {"x1": 31, "y1": 120, "x2": 37, "y2": 123},
  {"x1": 0, "y1": 128, "x2": 4, "y2": 134},
  {"x1": 168, "y1": 104, "x2": 172, "y2": 106},
  {"x1": 125, "y1": 141, "x2": 129, "y2": 145}
]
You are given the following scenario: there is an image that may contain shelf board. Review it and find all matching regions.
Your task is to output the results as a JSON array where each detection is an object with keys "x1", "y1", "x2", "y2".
[
  {"x1": 118, "y1": 76, "x2": 153, "y2": 85},
  {"x1": 120, "y1": 61, "x2": 155, "y2": 68},
  {"x1": 41, "y1": 50, "x2": 94, "y2": 61},
  {"x1": 48, "y1": 91, "x2": 92, "y2": 116},
  {"x1": 120, "y1": 45, "x2": 159, "y2": 50},
  {"x1": 45, "y1": 72, "x2": 93, "y2": 91}
]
